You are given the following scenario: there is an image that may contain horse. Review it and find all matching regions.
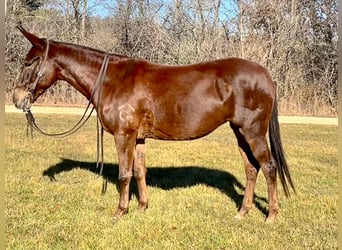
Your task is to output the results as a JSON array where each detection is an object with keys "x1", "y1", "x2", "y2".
[{"x1": 13, "y1": 24, "x2": 295, "y2": 222}]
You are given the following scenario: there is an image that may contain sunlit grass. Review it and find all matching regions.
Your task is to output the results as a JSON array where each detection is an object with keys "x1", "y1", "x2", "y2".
[{"x1": 5, "y1": 113, "x2": 337, "y2": 249}]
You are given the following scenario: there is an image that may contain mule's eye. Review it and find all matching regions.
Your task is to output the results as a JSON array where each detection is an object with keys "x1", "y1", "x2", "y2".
[
  {"x1": 24, "y1": 60, "x2": 36, "y2": 67},
  {"x1": 24, "y1": 57, "x2": 40, "y2": 67},
  {"x1": 24, "y1": 61, "x2": 32, "y2": 67}
]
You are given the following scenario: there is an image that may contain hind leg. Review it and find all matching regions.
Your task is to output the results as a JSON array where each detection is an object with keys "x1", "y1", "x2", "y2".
[
  {"x1": 263, "y1": 159, "x2": 279, "y2": 222},
  {"x1": 231, "y1": 123, "x2": 260, "y2": 219},
  {"x1": 243, "y1": 134, "x2": 279, "y2": 221},
  {"x1": 248, "y1": 136, "x2": 279, "y2": 222},
  {"x1": 231, "y1": 123, "x2": 279, "y2": 221}
]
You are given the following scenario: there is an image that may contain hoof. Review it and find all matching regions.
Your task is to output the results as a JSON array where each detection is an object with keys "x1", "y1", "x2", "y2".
[
  {"x1": 113, "y1": 207, "x2": 128, "y2": 221},
  {"x1": 233, "y1": 213, "x2": 245, "y2": 220},
  {"x1": 266, "y1": 208, "x2": 278, "y2": 223},
  {"x1": 265, "y1": 214, "x2": 277, "y2": 223},
  {"x1": 234, "y1": 208, "x2": 249, "y2": 220},
  {"x1": 265, "y1": 218, "x2": 275, "y2": 223},
  {"x1": 138, "y1": 201, "x2": 148, "y2": 212}
]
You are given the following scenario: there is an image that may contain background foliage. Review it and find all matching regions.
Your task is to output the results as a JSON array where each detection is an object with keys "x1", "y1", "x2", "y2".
[{"x1": 5, "y1": 0, "x2": 338, "y2": 116}]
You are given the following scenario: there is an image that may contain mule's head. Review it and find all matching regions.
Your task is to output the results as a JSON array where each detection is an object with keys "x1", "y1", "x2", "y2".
[{"x1": 13, "y1": 25, "x2": 57, "y2": 111}]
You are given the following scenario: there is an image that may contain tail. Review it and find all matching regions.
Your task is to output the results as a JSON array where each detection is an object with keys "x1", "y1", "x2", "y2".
[{"x1": 269, "y1": 95, "x2": 296, "y2": 197}]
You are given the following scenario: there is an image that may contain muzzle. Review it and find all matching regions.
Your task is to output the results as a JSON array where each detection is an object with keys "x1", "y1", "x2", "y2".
[
  {"x1": 13, "y1": 39, "x2": 50, "y2": 112},
  {"x1": 13, "y1": 87, "x2": 33, "y2": 112}
]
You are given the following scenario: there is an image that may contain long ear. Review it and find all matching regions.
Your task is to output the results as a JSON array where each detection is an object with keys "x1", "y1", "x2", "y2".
[{"x1": 17, "y1": 23, "x2": 45, "y2": 49}]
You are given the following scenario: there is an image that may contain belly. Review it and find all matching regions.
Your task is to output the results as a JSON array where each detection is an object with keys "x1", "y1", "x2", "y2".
[{"x1": 148, "y1": 99, "x2": 232, "y2": 140}]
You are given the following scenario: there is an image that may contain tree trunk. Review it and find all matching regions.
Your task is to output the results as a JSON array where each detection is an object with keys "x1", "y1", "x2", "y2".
[{"x1": 81, "y1": 0, "x2": 87, "y2": 39}]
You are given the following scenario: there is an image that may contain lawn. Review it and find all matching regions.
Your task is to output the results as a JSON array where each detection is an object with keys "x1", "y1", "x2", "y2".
[{"x1": 5, "y1": 113, "x2": 338, "y2": 249}]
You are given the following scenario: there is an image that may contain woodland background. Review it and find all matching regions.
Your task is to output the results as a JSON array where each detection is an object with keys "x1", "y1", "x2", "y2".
[{"x1": 5, "y1": 0, "x2": 338, "y2": 116}]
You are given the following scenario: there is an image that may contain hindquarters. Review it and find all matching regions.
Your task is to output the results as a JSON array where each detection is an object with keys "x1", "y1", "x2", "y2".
[
  {"x1": 228, "y1": 62, "x2": 295, "y2": 220},
  {"x1": 224, "y1": 59, "x2": 274, "y2": 132}
]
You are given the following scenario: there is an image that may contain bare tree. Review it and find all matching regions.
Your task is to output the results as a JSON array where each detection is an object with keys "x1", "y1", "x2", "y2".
[{"x1": 5, "y1": 0, "x2": 338, "y2": 115}]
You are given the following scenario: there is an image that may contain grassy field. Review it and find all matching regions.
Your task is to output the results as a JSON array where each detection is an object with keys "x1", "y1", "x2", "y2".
[{"x1": 5, "y1": 113, "x2": 338, "y2": 249}]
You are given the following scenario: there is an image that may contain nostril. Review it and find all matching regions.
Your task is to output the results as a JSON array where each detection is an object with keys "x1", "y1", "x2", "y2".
[{"x1": 13, "y1": 91, "x2": 19, "y2": 105}]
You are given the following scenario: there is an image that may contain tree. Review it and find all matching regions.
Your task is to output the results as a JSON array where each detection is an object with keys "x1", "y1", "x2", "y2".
[
  {"x1": 22, "y1": 0, "x2": 42, "y2": 11},
  {"x1": 302, "y1": 0, "x2": 338, "y2": 108},
  {"x1": 4, "y1": 0, "x2": 338, "y2": 115},
  {"x1": 70, "y1": 0, "x2": 88, "y2": 40}
]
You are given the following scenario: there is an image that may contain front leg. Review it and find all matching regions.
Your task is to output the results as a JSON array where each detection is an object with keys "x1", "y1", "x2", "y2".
[{"x1": 113, "y1": 132, "x2": 137, "y2": 219}]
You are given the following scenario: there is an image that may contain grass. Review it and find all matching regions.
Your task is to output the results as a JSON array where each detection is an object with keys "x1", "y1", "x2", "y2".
[{"x1": 5, "y1": 113, "x2": 338, "y2": 249}]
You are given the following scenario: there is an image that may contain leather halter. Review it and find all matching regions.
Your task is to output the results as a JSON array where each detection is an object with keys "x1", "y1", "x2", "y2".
[{"x1": 28, "y1": 39, "x2": 50, "y2": 98}]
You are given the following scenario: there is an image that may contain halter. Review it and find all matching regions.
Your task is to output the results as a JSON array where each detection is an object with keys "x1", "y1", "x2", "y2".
[{"x1": 28, "y1": 39, "x2": 50, "y2": 98}]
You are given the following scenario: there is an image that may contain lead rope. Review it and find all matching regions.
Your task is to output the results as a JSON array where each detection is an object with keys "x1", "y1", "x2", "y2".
[
  {"x1": 97, "y1": 121, "x2": 107, "y2": 194},
  {"x1": 26, "y1": 53, "x2": 110, "y2": 194},
  {"x1": 94, "y1": 54, "x2": 110, "y2": 194},
  {"x1": 25, "y1": 102, "x2": 95, "y2": 138}
]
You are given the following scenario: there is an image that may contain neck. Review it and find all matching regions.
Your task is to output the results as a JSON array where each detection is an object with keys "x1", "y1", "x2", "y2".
[
  {"x1": 53, "y1": 42, "x2": 123, "y2": 101},
  {"x1": 55, "y1": 43, "x2": 106, "y2": 99}
]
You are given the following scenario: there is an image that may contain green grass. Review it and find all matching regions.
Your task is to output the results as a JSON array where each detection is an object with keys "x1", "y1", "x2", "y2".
[{"x1": 5, "y1": 113, "x2": 338, "y2": 249}]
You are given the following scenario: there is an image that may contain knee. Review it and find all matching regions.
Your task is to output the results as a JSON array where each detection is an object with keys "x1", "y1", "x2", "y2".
[{"x1": 118, "y1": 173, "x2": 132, "y2": 183}]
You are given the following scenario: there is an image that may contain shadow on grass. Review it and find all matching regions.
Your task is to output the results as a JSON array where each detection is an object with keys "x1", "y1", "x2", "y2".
[{"x1": 43, "y1": 158, "x2": 268, "y2": 216}]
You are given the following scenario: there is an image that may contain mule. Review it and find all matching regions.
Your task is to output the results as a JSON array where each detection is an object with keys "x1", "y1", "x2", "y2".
[{"x1": 13, "y1": 25, "x2": 295, "y2": 222}]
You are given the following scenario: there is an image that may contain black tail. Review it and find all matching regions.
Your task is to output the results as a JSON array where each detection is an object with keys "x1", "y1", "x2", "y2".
[{"x1": 269, "y1": 96, "x2": 296, "y2": 197}]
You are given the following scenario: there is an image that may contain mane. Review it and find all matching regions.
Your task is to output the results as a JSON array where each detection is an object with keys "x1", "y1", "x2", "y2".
[{"x1": 50, "y1": 39, "x2": 129, "y2": 59}]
